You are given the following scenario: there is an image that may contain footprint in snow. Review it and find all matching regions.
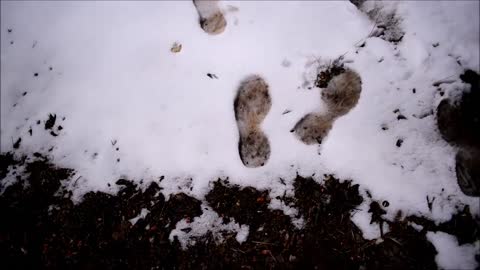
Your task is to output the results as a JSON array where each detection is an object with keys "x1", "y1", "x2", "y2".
[
  {"x1": 234, "y1": 75, "x2": 271, "y2": 168},
  {"x1": 292, "y1": 69, "x2": 362, "y2": 145},
  {"x1": 193, "y1": 0, "x2": 227, "y2": 35}
]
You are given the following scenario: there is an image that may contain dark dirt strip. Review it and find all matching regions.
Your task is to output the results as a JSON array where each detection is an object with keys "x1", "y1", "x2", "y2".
[{"x1": 0, "y1": 153, "x2": 478, "y2": 269}]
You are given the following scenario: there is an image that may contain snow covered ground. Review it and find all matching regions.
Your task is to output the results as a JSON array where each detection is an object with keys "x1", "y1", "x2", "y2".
[{"x1": 1, "y1": 1, "x2": 479, "y2": 268}]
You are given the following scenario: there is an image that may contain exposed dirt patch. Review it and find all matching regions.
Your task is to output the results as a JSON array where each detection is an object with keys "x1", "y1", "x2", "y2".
[
  {"x1": 0, "y1": 154, "x2": 202, "y2": 269},
  {"x1": 1, "y1": 153, "x2": 478, "y2": 269},
  {"x1": 314, "y1": 59, "x2": 346, "y2": 89}
]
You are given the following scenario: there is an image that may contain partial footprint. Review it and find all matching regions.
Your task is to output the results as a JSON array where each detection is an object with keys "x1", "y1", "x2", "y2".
[
  {"x1": 292, "y1": 69, "x2": 362, "y2": 145},
  {"x1": 321, "y1": 69, "x2": 362, "y2": 117},
  {"x1": 234, "y1": 75, "x2": 271, "y2": 167},
  {"x1": 193, "y1": 0, "x2": 227, "y2": 35},
  {"x1": 291, "y1": 113, "x2": 334, "y2": 145}
]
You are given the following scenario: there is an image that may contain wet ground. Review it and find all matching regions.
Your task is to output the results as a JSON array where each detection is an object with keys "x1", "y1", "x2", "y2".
[{"x1": 0, "y1": 152, "x2": 478, "y2": 269}]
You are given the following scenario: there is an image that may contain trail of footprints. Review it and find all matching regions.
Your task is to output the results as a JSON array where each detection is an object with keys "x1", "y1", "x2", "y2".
[
  {"x1": 234, "y1": 70, "x2": 362, "y2": 167},
  {"x1": 191, "y1": 1, "x2": 363, "y2": 167}
]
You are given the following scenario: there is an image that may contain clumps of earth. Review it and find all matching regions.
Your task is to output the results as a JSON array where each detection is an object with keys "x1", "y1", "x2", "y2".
[{"x1": 1, "y1": 152, "x2": 479, "y2": 269}]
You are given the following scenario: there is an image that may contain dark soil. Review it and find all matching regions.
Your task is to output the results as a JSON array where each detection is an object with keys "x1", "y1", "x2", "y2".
[
  {"x1": 1, "y1": 153, "x2": 479, "y2": 269},
  {"x1": 314, "y1": 60, "x2": 346, "y2": 89}
]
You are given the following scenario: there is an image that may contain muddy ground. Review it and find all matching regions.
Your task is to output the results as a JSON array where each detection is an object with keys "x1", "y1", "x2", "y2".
[{"x1": 0, "y1": 152, "x2": 478, "y2": 269}]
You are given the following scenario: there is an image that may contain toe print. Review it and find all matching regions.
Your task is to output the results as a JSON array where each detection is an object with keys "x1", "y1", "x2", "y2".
[
  {"x1": 193, "y1": 0, "x2": 227, "y2": 35},
  {"x1": 234, "y1": 75, "x2": 271, "y2": 168}
]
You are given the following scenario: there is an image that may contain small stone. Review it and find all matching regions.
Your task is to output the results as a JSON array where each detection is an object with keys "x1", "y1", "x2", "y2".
[
  {"x1": 170, "y1": 42, "x2": 182, "y2": 53},
  {"x1": 396, "y1": 139, "x2": 403, "y2": 147}
]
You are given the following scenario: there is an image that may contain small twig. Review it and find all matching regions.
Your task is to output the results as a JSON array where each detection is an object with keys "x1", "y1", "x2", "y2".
[
  {"x1": 354, "y1": 10, "x2": 381, "y2": 47},
  {"x1": 432, "y1": 74, "x2": 456, "y2": 86},
  {"x1": 252, "y1": 241, "x2": 273, "y2": 245},
  {"x1": 231, "y1": 248, "x2": 246, "y2": 254},
  {"x1": 386, "y1": 236, "x2": 403, "y2": 247},
  {"x1": 73, "y1": 175, "x2": 82, "y2": 186}
]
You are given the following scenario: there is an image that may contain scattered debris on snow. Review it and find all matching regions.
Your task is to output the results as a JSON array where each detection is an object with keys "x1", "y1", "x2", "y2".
[{"x1": 170, "y1": 42, "x2": 182, "y2": 53}]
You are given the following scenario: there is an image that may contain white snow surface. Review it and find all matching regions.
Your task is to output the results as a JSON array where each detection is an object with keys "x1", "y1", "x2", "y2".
[
  {"x1": 169, "y1": 205, "x2": 249, "y2": 249},
  {"x1": 129, "y1": 208, "x2": 150, "y2": 226},
  {"x1": 426, "y1": 231, "x2": 480, "y2": 270},
  {"x1": 1, "y1": 1, "x2": 479, "y2": 264}
]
